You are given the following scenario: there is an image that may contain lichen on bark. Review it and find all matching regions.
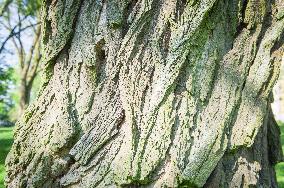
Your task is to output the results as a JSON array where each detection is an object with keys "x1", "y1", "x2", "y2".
[{"x1": 5, "y1": 0, "x2": 284, "y2": 187}]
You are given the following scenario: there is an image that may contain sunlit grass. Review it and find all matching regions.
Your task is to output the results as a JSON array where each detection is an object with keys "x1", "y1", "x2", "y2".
[{"x1": 0, "y1": 127, "x2": 13, "y2": 188}]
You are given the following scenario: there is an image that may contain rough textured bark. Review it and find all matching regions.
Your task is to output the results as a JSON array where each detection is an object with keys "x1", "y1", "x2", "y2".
[{"x1": 5, "y1": 0, "x2": 284, "y2": 187}]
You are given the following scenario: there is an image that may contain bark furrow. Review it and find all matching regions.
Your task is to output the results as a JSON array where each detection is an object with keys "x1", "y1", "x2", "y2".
[{"x1": 5, "y1": 0, "x2": 284, "y2": 187}]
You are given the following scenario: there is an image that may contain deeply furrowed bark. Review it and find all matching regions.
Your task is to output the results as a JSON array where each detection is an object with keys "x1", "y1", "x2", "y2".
[{"x1": 5, "y1": 0, "x2": 284, "y2": 187}]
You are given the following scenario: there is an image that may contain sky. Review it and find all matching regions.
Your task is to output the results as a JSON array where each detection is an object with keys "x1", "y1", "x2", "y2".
[{"x1": 0, "y1": 4, "x2": 35, "y2": 67}]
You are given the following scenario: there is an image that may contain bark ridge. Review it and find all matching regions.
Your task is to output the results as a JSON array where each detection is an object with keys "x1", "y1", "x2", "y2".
[{"x1": 5, "y1": 0, "x2": 284, "y2": 187}]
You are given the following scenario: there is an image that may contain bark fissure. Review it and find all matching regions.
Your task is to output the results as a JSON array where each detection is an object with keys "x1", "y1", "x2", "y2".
[{"x1": 5, "y1": 0, "x2": 284, "y2": 187}]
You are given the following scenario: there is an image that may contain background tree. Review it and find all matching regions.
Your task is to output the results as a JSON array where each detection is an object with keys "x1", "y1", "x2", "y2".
[
  {"x1": 0, "y1": 0, "x2": 41, "y2": 117},
  {"x1": 5, "y1": 0, "x2": 284, "y2": 187}
]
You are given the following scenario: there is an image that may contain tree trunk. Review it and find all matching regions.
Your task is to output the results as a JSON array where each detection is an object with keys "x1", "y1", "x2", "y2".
[
  {"x1": 18, "y1": 24, "x2": 42, "y2": 117},
  {"x1": 19, "y1": 79, "x2": 31, "y2": 115},
  {"x1": 5, "y1": 0, "x2": 284, "y2": 187}
]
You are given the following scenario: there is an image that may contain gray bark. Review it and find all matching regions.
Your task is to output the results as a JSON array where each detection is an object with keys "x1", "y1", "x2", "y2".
[{"x1": 5, "y1": 0, "x2": 284, "y2": 187}]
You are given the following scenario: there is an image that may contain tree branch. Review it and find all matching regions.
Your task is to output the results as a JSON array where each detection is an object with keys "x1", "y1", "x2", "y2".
[
  {"x1": 25, "y1": 24, "x2": 41, "y2": 84},
  {"x1": 0, "y1": 21, "x2": 40, "y2": 54}
]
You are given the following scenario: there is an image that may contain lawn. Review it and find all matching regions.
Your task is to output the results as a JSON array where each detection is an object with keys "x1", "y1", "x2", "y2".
[
  {"x1": 0, "y1": 124, "x2": 283, "y2": 188},
  {"x1": 0, "y1": 127, "x2": 13, "y2": 188}
]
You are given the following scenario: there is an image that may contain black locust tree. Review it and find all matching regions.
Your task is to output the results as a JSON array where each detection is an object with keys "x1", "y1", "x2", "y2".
[{"x1": 5, "y1": 0, "x2": 284, "y2": 187}]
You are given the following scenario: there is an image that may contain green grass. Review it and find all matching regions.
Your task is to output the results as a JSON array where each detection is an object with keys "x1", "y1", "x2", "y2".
[
  {"x1": 276, "y1": 122, "x2": 284, "y2": 188},
  {"x1": 0, "y1": 127, "x2": 13, "y2": 188},
  {"x1": 0, "y1": 124, "x2": 283, "y2": 187}
]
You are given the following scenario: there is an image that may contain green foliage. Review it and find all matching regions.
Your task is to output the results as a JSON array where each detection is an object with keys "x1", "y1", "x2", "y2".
[
  {"x1": 15, "y1": 0, "x2": 41, "y2": 16},
  {"x1": 0, "y1": 0, "x2": 41, "y2": 17},
  {"x1": 276, "y1": 122, "x2": 284, "y2": 187},
  {"x1": 0, "y1": 0, "x2": 12, "y2": 16},
  {"x1": 0, "y1": 127, "x2": 13, "y2": 188},
  {"x1": 0, "y1": 64, "x2": 14, "y2": 121},
  {"x1": 0, "y1": 66, "x2": 12, "y2": 94},
  {"x1": 7, "y1": 66, "x2": 22, "y2": 121}
]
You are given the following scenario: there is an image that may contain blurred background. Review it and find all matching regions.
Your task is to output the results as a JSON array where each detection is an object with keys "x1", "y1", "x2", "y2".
[
  {"x1": 0, "y1": 0, "x2": 41, "y2": 187},
  {"x1": 0, "y1": 0, "x2": 283, "y2": 187}
]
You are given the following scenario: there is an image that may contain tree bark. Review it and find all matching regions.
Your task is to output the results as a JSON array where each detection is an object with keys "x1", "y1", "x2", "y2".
[{"x1": 5, "y1": 0, "x2": 284, "y2": 187}]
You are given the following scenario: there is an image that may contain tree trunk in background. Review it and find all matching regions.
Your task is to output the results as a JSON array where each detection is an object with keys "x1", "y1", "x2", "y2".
[
  {"x1": 5, "y1": 0, "x2": 284, "y2": 187},
  {"x1": 19, "y1": 78, "x2": 32, "y2": 115},
  {"x1": 18, "y1": 25, "x2": 41, "y2": 117}
]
